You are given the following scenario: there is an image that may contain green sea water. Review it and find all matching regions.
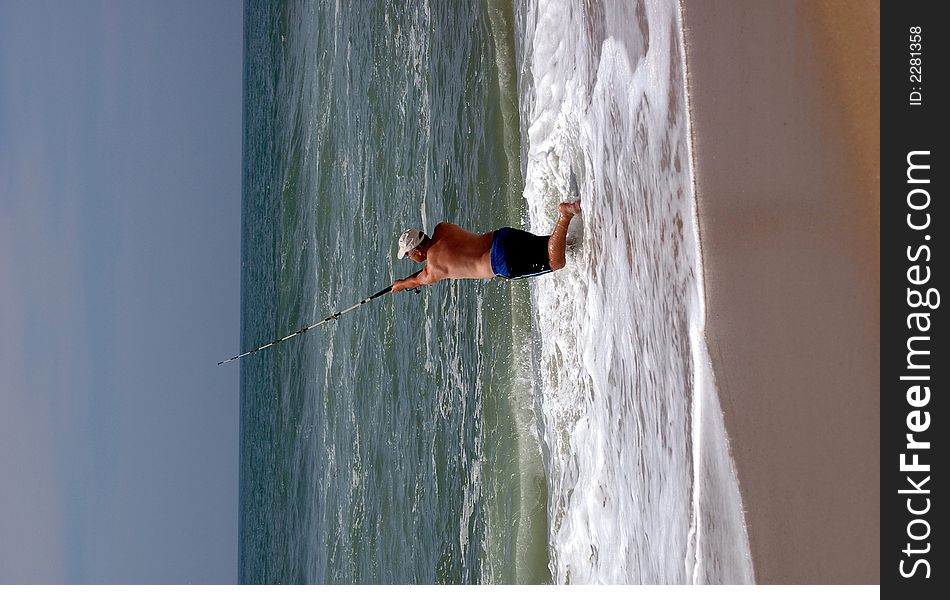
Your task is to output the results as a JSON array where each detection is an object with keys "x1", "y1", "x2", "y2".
[{"x1": 239, "y1": 0, "x2": 548, "y2": 583}]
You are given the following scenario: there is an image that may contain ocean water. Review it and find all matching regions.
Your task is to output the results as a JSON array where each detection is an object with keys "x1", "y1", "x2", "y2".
[{"x1": 239, "y1": 0, "x2": 753, "y2": 584}]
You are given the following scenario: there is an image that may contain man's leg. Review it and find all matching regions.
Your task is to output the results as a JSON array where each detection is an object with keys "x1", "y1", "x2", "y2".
[{"x1": 548, "y1": 199, "x2": 581, "y2": 271}]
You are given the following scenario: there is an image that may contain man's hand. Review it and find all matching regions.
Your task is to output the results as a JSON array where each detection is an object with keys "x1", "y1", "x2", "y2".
[
  {"x1": 392, "y1": 268, "x2": 429, "y2": 293},
  {"x1": 392, "y1": 277, "x2": 419, "y2": 293}
]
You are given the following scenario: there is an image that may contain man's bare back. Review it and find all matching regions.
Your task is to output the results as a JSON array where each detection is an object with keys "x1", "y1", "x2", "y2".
[
  {"x1": 392, "y1": 223, "x2": 494, "y2": 292},
  {"x1": 392, "y1": 198, "x2": 581, "y2": 292}
]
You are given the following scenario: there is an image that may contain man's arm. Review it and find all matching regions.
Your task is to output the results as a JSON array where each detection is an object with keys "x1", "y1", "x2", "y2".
[{"x1": 392, "y1": 268, "x2": 437, "y2": 292}]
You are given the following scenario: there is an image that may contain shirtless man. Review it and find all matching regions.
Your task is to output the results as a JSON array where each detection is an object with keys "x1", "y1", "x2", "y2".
[{"x1": 391, "y1": 198, "x2": 582, "y2": 292}]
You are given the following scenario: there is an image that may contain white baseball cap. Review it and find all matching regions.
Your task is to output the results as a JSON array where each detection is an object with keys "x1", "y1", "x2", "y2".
[{"x1": 396, "y1": 228, "x2": 425, "y2": 259}]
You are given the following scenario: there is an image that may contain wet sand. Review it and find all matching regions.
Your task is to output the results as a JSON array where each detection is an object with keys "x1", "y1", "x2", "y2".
[{"x1": 680, "y1": 0, "x2": 880, "y2": 583}]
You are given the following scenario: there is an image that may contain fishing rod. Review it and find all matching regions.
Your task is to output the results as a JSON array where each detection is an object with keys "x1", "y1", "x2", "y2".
[{"x1": 217, "y1": 270, "x2": 422, "y2": 366}]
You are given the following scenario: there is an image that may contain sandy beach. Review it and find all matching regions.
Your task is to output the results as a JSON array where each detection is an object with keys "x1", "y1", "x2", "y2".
[{"x1": 680, "y1": 0, "x2": 880, "y2": 584}]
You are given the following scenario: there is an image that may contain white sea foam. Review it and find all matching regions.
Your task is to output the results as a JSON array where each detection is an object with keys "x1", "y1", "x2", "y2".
[{"x1": 515, "y1": 0, "x2": 754, "y2": 583}]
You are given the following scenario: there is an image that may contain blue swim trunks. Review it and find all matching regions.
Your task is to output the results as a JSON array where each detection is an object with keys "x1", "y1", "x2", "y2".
[{"x1": 490, "y1": 227, "x2": 553, "y2": 280}]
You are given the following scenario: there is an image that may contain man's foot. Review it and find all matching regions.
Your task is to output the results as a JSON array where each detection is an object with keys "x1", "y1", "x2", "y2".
[{"x1": 559, "y1": 198, "x2": 582, "y2": 216}]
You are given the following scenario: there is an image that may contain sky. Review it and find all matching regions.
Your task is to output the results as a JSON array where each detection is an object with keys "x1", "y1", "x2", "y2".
[{"x1": 0, "y1": 0, "x2": 243, "y2": 583}]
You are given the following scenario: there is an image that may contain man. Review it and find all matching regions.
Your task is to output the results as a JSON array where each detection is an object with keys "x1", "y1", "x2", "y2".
[{"x1": 391, "y1": 198, "x2": 582, "y2": 292}]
